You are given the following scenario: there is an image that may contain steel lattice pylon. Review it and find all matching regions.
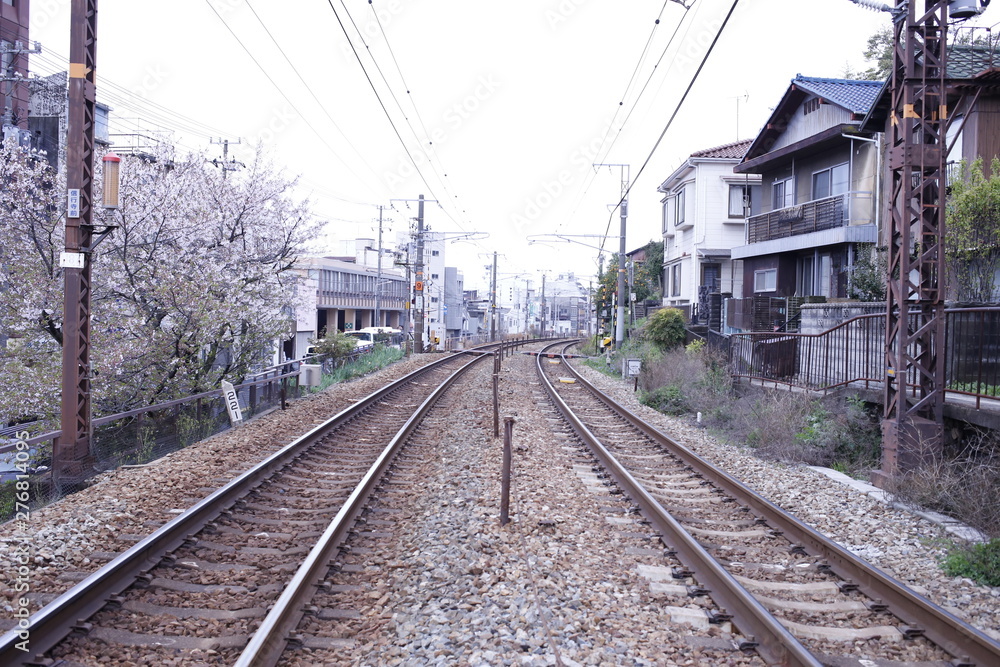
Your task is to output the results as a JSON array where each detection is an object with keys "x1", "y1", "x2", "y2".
[
  {"x1": 55, "y1": 0, "x2": 99, "y2": 488},
  {"x1": 880, "y1": 0, "x2": 950, "y2": 479}
]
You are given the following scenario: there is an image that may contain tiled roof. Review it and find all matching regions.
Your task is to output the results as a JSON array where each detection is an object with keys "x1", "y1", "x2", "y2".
[
  {"x1": 947, "y1": 43, "x2": 1000, "y2": 79},
  {"x1": 793, "y1": 76, "x2": 883, "y2": 115},
  {"x1": 690, "y1": 139, "x2": 752, "y2": 160}
]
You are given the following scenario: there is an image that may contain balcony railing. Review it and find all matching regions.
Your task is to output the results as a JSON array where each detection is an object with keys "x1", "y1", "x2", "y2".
[{"x1": 746, "y1": 191, "x2": 873, "y2": 245}]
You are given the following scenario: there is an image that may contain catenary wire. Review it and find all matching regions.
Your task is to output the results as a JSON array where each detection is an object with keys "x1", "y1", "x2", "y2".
[
  {"x1": 323, "y1": 0, "x2": 468, "y2": 232},
  {"x1": 599, "y1": 0, "x2": 742, "y2": 255},
  {"x1": 205, "y1": 0, "x2": 386, "y2": 199},
  {"x1": 242, "y1": 0, "x2": 385, "y2": 190}
]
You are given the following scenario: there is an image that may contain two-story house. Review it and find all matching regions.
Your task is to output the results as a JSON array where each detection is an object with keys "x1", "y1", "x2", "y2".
[
  {"x1": 861, "y1": 40, "x2": 1000, "y2": 302},
  {"x1": 658, "y1": 139, "x2": 760, "y2": 321},
  {"x1": 731, "y1": 76, "x2": 882, "y2": 313}
]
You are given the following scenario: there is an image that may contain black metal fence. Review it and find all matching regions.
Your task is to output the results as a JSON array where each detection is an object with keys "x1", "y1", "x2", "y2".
[
  {"x1": 729, "y1": 307, "x2": 1000, "y2": 409},
  {"x1": 0, "y1": 348, "x2": 374, "y2": 522}
]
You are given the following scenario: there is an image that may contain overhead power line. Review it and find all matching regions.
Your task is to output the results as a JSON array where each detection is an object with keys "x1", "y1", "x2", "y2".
[
  {"x1": 242, "y1": 0, "x2": 384, "y2": 190},
  {"x1": 205, "y1": 0, "x2": 384, "y2": 198},
  {"x1": 599, "y1": 0, "x2": 742, "y2": 253},
  {"x1": 558, "y1": 0, "x2": 694, "y2": 232}
]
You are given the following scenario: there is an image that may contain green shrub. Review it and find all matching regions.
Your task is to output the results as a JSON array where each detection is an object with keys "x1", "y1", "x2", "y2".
[
  {"x1": 943, "y1": 539, "x2": 1000, "y2": 586},
  {"x1": 685, "y1": 339, "x2": 706, "y2": 355},
  {"x1": 642, "y1": 308, "x2": 686, "y2": 351},
  {"x1": 310, "y1": 330, "x2": 357, "y2": 358},
  {"x1": 640, "y1": 384, "x2": 688, "y2": 415}
]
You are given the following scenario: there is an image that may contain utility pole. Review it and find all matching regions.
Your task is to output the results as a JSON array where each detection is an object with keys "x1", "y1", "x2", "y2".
[
  {"x1": 540, "y1": 273, "x2": 547, "y2": 338},
  {"x1": 375, "y1": 205, "x2": 383, "y2": 328},
  {"x1": 414, "y1": 195, "x2": 425, "y2": 353},
  {"x1": 210, "y1": 137, "x2": 243, "y2": 178},
  {"x1": 1, "y1": 40, "x2": 40, "y2": 130},
  {"x1": 56, "y1": 0, "x2": 100, "y2": 489},
  {"x1": 490, "y1": 251, "x2": 498, "y2": 341},
  {"x1": 595, "y1": 163, "x2": 630, "y2": 349}
]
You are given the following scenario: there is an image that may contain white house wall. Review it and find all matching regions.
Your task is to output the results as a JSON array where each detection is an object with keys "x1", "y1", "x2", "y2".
[
  {"x1": 768, "y1": 99, "x2": 856, "y2": 153},
  {"x1": 662, "y1": 158, "x2": 757, "y2": 308}
]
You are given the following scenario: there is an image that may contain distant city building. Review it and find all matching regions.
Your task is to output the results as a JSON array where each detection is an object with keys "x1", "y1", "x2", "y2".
[
  {"x1": 285, "y1": 256, "x2": 408, "y2": 360},
  {"x1": 1, "y1": 0, "x2": 31, "y2": 136},
  {"x1": 28, "y1": 71, "x2": 111, "y2": 168}
]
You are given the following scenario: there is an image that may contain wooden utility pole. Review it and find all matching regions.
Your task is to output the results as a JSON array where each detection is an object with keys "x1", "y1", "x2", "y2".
[{"x1": 55, "y1": 0, "x2": 100, "y2": 489}]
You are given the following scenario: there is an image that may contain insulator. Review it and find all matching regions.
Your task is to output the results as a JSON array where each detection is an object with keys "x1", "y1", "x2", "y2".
[{"x1": 850, "y1": 0, "x2": 892, "y2": 12}]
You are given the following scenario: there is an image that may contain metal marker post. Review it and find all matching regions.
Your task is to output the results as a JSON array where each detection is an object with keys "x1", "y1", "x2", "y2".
[
  {"x1": 493, "y1": 351, "x2": 500, "y2": 438},
  {"x1": 500, "y1": 416, "x2": 515, "y2": 526}
]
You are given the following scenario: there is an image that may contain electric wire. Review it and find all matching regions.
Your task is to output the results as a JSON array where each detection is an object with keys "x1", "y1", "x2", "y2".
[
  {"x1": 242, "y1": 0, "x2": 384, "y2": 190},
  {"x1": 205, "y1": 0, "x2": 385, "y2": 198},
  {"x1": 556, "y1": 1, "x2": 694, "y2": 233},
  {"x1": 599, "y1": 0, "x2": 742, "y2": 255},
  {"x1": 28, "y1": 45, "x2": 384, "y2": 208},
  {"x1": 338, "y1": 0, "x2": 468, "y2": 231},
  {"x1": 323, "y1": 0, "x2": 467, "y2": 232},
  {"x1": 367, "y1": 2, "x2": 469, "y2": 229}
]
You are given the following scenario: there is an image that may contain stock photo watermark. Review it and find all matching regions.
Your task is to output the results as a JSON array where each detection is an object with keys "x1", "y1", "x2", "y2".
[{"x1": 7, "y1": 431, "x2": 34, "y2": 652}]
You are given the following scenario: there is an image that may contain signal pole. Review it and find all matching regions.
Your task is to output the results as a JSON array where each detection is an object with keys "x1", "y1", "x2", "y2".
[
  {"x1": 490, "y1": 251, "x2": 498, "y2": 341},
  {"x1": 415, "y1": 195, "x2": 425, "y2": 352},
  {"x1": 56, "y1": 0, "x2": 100, "y2": 489},
  {"x1": 375, "y1": 205, "x2": 383, "y2": 327},
  {"x1": 595, "y1": 163, "x2": 630, "y2": 349}
]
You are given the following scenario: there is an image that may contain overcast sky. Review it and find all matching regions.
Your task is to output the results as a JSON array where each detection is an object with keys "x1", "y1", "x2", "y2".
[{"x1": 29, "y1": 0, "x2": 940, "y2": 292}]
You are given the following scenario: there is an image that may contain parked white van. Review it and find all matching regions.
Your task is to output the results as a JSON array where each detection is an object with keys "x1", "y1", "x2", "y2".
[{"x1": 346, "y1": 327, "x2": 403, "y2": 349}]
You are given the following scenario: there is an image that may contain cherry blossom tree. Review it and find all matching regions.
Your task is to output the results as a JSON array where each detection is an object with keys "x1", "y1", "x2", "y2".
[{"x1": 1, "y1": 138, "x2": 319, "y2": 427}]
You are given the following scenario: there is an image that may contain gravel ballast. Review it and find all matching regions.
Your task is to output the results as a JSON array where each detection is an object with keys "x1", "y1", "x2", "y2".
[{"x1": 3, "y1": 348, "x2": 998, "y2": 665}]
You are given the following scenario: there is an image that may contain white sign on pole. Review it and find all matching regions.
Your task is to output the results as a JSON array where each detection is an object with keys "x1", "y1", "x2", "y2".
[
  {"x1": 624, "y1": 358, "x2": 642, "y2": 378},
  {"x1": 67, "y1": 188, "x2": 81, "y2": 218},
  {"x1": 221, "y1": 380, "x2": 243, "y2": 424},
  {"x1": 59, "y1": 252, "x2": 86, "y2": 269}
]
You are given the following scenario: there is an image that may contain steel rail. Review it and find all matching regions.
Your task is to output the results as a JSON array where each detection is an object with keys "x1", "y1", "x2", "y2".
[
  {"x1": 555, "y1": 344, "x2": 1000, "y2": 667},
  {"x1": 535, "y1": 343, "x2": 821, "y2": 667},
  {"x1": 0, "y1": 349, "x2": 488, "y2": 666},
  {"x1": 234, "y1": 351, "x2": 489, "y2": 666}
]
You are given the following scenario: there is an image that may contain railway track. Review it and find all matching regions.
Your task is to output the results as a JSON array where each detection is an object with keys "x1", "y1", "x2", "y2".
[
  {"x1": 538, "y1": 341, "x2": 1000, "y2": 667},
  {"x1": 1, "y1": 344, "x2": 517, "y2": 666}
]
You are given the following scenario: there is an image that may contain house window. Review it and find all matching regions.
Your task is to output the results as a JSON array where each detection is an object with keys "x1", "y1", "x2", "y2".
[
  {"x1": 728, "y1": 184, "x2": 761, "y2": 218},
  {"x1": 671, "y1": 263, "x2": 681, "y2": 297},
  {"x1": 431, "y1": 273, "x2": 439, "y2": 279},
  {"x1": 754, "y1": 269, "x2": 777, "y2": 292},
  {"x1": 803, "y1": 98, "x2": 821, "y2": 115},
  {"x1": 674, "y1": 188, "x2": 686, "y2": 226},
  {"x1": 431, "y1": 250, "x2": 440, "y2": 256},
  {"x1": 773, "y1": 177, "x2": 794, "y2": 209},
  {"x1": 431, "y1": 297, "x2": 439, "y2": 303},
  {"x1": 812, "y1": 163, "x2": 849, "y2": 199}
]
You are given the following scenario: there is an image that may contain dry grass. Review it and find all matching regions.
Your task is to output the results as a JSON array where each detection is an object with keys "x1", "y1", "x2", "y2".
[{"x1": 883, "y1": 428, "x2": 1000, "y2": 539}]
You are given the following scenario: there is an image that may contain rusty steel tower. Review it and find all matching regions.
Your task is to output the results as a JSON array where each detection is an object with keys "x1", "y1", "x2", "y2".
[
  {"x1": 880, "y1": 0, "x2": 961, "y2": 479},
  {"x1": 55, "y1": 0, "x2": 100, "y2": 488}
]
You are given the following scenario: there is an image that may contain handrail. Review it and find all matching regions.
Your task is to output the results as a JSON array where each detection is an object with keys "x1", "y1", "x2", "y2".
[
  {"x1": 0, "y1": 348, "x2": 371, "y2": 456},
  {"x1": 730, "y1": 307, "x2": 1000, "y2": 406}
]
